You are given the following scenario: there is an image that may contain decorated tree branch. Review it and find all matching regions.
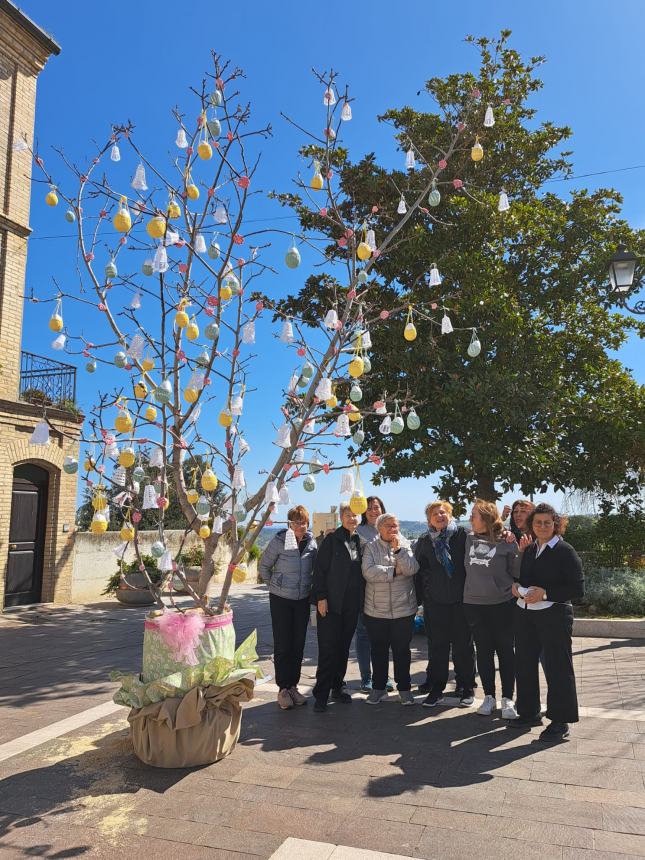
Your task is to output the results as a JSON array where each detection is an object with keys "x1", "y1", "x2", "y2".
[
  {"x1": 32, "y1": 51, "x2": 505, "y2": 622},
  {"x1": 276, "y1": 32, "x2": 645, "y2": 510}
]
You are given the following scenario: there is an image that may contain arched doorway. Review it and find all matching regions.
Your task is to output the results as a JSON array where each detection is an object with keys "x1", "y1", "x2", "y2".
[{"x1": 5, "y1": 464, "x2": 49, "y2": 607}]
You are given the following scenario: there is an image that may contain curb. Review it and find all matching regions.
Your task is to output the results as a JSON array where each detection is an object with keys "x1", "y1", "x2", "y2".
[{"x1": 574, "y1": 617, "x2": 645, "y2": 639}]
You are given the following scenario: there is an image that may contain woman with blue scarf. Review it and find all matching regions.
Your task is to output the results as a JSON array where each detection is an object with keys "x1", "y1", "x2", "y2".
[{"x1": 414, "y1": 501, "x2": 476, "y2": 708}]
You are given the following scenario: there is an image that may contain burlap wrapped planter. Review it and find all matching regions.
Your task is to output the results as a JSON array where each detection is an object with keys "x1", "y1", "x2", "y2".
[{"x1": 112, "y1": 609, "x2": 259, "y2": 768}]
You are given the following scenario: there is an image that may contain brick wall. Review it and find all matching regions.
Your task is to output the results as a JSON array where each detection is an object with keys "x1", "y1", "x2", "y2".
[{"x1": 0, "y1": 7, "x2": 74, "y2": 609}]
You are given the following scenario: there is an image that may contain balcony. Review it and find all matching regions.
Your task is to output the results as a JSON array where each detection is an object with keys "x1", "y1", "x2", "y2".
[{"x1": 19, "y1": 351, "x2": 78, "y2": 415}]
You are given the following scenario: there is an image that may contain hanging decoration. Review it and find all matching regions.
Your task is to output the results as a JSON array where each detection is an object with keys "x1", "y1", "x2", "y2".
[
  {"x1": 349, "y1": 463, "x2": 368, "y2": 514},
  {"x1": 324, "y1": 308, "x2": 339, "y2": 329},
  {"x1": 176, "y1": 127, "x2": 188, "y2": 148},
  {"x1": 484, "y1": 104, "x2": 495, "y2": 127},
  {"x1": 29, "y1": 420, "x2": 50, "y2": 446},
  {"x1": 390, "y1": 401, "x2": 404, "y2": 435},
  {"x1": 428, "y1": 180, "x2": 441, "y2": 207},
  {"x1": 467, "y1": 330, "x2": 482, "y2": 357},
  {"x1": 429, "y1": 263, "x2": 442, "y2": 287},
  {"x1": 275, "y1": 423, "x2": 291, "y2": 448},
  {"x1": 310, "y1": 160, "x2": 324, "y2": 191},
  {"x1": 280, "y1": 319, "x2": 294, "y2": 343},
  {"x1": 131, "y1": 162, "x2": 148, "y2": 192},
  {"x1": 441, "y1": 311, "x2": 454, "y2": 335},
  {"x1": 242, "y1": 321, "x2": 255, "y2": 344},
  {"x1": 379, "y1": 415, "x2": 392, "y2": 435},
  {"x1": 334, "y1": 414, "x2": 351, "y2": 437},
  {"x1": 285, "y1": 242, "x2": 301, "y2": 269},
  {"x1": 340, "y1": 470, "x2": 354, "y2": 495},
  {"x1": 49, "y1": 297, "x2": 64, "y2": 332},
  {"x1": 341, "y1": 100, "x2": 352, "y2": 121},
  {"x1": 404, "y1": 306, "x2": 417, "y2": 342},
  {"x1": 498, "y1": 189, "x2": 510, "y2": 212},
  {"x1": 471, "y1": 137, "x2": 484, "y2": 162},
  {"x1": 406, "y1": 408, "x2": 421, "y2": 431},
  {"x1": 405, "y1": 148, "x2": 416, "y2": 170},
  {"x1": 397, "y1": 195, "x2": 407, "y2": 215},
  {"x1": 110, "y1": 143, "x2": 121, "y2": 162},
  {"x1": 315, "y1": 376, "x2": 332, "y2": 400}
]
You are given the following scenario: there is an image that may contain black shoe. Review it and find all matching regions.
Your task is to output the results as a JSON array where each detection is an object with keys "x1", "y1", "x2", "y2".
[
  {"x1": 422, "y1": 691, "x2": 445, "y2": 708},
  {"x1": 539, "y1": 722, "x2": 570, "y2": 742},
  {"x1": 508, "y1": 714, "x2": 543, "y2": 729},
  {"x1": 459, "y1": 690, "x2": 475, "y2": 708},
  {"x1": 313, "y1": 699, "x2": 327, "y2": 713},
  {"x1": 418, "y1": 680, "x2": 431, "y2": 694},
  {"x1": 331, "y1": 688, "x2": 352, "y2": 703},
  {"x1": 443, "y1": 687, "x2": 463, "y2": 700}
]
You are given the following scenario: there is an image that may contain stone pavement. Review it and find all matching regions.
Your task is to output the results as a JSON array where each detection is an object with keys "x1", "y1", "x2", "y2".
[{"x1": 1, "y1": 585, "x2": 645, "y2": 859}]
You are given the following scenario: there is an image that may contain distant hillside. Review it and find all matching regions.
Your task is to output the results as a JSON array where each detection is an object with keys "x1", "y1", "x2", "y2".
[{"x1": 254, "y1": 520, "x2": 430, "y2": 549}]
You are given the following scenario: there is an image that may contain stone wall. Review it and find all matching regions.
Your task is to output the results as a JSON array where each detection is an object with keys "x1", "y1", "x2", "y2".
[{"x1": 70, "y1": 529, "x2": 202, "y2": 603}]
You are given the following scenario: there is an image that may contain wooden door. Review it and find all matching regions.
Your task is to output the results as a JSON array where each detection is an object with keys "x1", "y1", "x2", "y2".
[{"x1": 5, "y1": 464, "x2": 49, "y2": 607}]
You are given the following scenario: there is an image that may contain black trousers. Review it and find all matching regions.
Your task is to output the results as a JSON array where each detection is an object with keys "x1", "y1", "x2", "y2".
[
  {"x1": 514, "y1": 603, "x2": 579, "y2": 723},
  {"x1": 363, "y1": 614, "x2": 415, "y2": 692},
  {"x1": 269, "y1": 593, "x2": 310, "y2": 690},
  {"x1": 426, "y1": 600, "x2": 476, "y2": 694},
  {"x1": 423, "y1": 609, "x2": 432, "y2": 677},
  {"x1": 464, "y1": 601, "x2": 515, "y2": 699},
  {"x1": 313, "y1": 606, "x2": 359, "y2": 702}
]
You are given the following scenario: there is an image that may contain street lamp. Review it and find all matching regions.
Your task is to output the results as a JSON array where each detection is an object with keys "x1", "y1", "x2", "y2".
[{"x1": 608, "y1": 245, "x2": 645, "y2": 315}]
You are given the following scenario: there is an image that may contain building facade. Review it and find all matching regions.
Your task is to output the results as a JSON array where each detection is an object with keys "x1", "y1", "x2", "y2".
[{"x1": 0, "y1": 1, "x2": 82, "y2": 608}]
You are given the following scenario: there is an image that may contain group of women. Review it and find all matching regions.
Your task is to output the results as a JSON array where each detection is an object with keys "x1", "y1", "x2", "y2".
[{"x1": 259, "y1": 495, "x2": 585, "y2": 743}]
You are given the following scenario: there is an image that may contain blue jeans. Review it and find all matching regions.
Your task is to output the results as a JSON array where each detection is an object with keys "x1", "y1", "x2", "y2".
[{"x1": 354, "y1": 612, "x2": 372, "y2": 682}]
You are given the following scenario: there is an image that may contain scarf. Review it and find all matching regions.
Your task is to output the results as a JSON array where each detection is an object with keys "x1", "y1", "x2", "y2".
[{"x1": 428, "y1": 521, "x2": 457, "y2": 578}]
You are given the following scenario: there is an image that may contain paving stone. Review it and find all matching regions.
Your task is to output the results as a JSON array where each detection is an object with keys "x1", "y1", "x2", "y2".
[
  {"x1": 332, "y1": 816, "x2": 425, "y2": 856},
  {"x1": 602, "y1": 804, "x2": 645, "y2": 836},
  {"x1": 593, "y1": 830, "x2": 645, "y2": 855},
  {"x1": 415, "y1": 824, "x2": 563, "y2": 860},
  {"x1": 564, "y1": 785, "x2": 645, "y2": 809},
  {"x1": 562, "y1": 849, "x2": 645, "y2": 860},
  {"x1": 230, "y1": 763, "x2": 302, "y2": 789}
]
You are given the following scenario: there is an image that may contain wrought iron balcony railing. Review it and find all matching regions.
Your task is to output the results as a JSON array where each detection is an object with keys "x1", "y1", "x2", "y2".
[{"x1": 20, "y1": 350, "x2": 77, "y2": 409}]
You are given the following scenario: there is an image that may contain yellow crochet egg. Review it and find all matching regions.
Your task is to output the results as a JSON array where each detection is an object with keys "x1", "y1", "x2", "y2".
[
  {"x1": 356, "y1": 242, "x2": 372, "y2": 261},
  {"x1": 146, "y1": 216, "x2": 166, "y2": 239},
  {"x1": 197, "y1": 141, "x2": 212, "y2": 160},
  {"x1": 120, "y1": 524, "x2": 135, "y2": 542},
  {"x1": 48, "y1": 314, "x2": 64, "y2": 333},
  {"x1": 184, "y1": 387, "x2": 199, "y2": 404},
  {"x1": 186, "y1": 183, "x2": 200, "y2": 200},
  {"x1": 199, "y1": 524, "x2": 211, "y2": 539},
  {"x1": 348, "y1": 357, "x2": 364, "y2": 378},
  {"x1": 145, "y1": 405, "x2": 158, "y2": 422}
]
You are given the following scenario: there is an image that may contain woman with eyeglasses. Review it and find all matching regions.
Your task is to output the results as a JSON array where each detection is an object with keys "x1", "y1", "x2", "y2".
[
  {"x1": 354, "y1": 496, "x2": 393, "y2": 693},
  {"x1": 511, "y1": 503, "x2": 584, "y2": 742},
  {"x1": 361, "y1": 513, "x2": 419, "y2": 705}
]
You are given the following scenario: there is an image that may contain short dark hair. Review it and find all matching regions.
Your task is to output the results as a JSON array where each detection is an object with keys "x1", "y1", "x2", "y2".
[
  {"x1": 361, "y1": 496, "x2": 386, "y2": 525},
  {"x1": 526, "y1": 503, "x2": 568, "y2": 537}
]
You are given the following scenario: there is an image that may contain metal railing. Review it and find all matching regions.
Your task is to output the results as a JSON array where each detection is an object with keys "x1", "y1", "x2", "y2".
[{"x1": 19, "y1": 350, "x2": 77, "y2": 407}]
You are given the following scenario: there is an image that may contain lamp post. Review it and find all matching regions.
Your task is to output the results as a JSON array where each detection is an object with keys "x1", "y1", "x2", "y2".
[{"x1": 608, "y1": 245, "x2": 645, "y2": 315}]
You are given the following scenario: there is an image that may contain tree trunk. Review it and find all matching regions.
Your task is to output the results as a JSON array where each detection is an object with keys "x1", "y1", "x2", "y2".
[{"x1": 475, "y1": 474, "x2": 499, "y2": 502}]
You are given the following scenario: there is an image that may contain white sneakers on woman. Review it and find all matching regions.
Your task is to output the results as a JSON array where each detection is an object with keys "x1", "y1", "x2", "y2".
[
  {"x1": 476, "y1": 695, "x2": 519, "y2": 719},
  {"x1": 477, "y1": 695, "x2": 497, "y2": 715},
  {"x1": 501, "y1": 697, "x2": 518, "y2": 719}
]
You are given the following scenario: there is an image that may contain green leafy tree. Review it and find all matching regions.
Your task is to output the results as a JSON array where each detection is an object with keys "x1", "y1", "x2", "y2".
[{"x1": 275, "y1": 32, "x2": 645, "y2": 509}]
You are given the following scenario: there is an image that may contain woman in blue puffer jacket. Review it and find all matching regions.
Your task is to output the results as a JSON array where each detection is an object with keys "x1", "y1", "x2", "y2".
[{"x1": 259, "y1": 504, "x2": 318, "y2": 710}]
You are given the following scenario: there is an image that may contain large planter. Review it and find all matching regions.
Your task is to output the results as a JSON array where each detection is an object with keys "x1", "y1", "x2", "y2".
[
  {"x1": 112, "y1": 609, "x2": 258, "y2": 768},
  {"x1": 115, "y1": 572, "x2": 155, "y2": 606}
]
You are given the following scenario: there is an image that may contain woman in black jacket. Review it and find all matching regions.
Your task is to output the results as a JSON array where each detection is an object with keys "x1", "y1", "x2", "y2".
[
  {"x1": 414, "y1": 501, "x2": 476, "y2": 708},
  {"x1": 511, "y1": 503, "x2": 584, "y2": 742},
  {"x1": 311, "y1": 502, "x2": 363, "y2": 713}
]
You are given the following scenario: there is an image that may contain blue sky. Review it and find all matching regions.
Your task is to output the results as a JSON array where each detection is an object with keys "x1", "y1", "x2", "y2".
[{"x1": 16, "y1": 0, "x2": 645, "y2": 520}]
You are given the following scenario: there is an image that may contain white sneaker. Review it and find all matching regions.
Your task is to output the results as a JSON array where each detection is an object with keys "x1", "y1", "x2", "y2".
[
  {"x1": 501, "y1": 697, "x2": 519, "y2": 720},
  {"x1": 477, "y1": 695, "x2": 497, "y2": 716}
]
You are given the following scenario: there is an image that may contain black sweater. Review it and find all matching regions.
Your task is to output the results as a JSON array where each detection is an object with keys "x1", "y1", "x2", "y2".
[
  {"x1": 414, "y1": 527, "x2": 468, "y2": 605},
  {"x1": 311, "y1": 526, "x2": 363, "y2": 614},
  {"x1": 518, "y1": 539, "x2": 584, "y2": 604}
]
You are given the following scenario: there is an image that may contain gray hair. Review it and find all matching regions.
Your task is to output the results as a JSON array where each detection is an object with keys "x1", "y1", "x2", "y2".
[
  {"x1": 376, "y1": 513, "x2": 398, "y2": 530},
  {"x1": 339, "y1": 501, "x2": 352, "y2": 515}
]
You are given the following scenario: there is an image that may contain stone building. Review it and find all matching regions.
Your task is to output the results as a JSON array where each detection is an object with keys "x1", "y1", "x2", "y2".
[{"x1": 0, "y1": 1, "x2": 82, "y2": 608}]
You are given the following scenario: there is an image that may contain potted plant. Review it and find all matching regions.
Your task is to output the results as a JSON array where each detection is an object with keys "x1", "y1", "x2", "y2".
[{"x1": 103, "y1": 555, "x2": 161, "y2": 606}]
